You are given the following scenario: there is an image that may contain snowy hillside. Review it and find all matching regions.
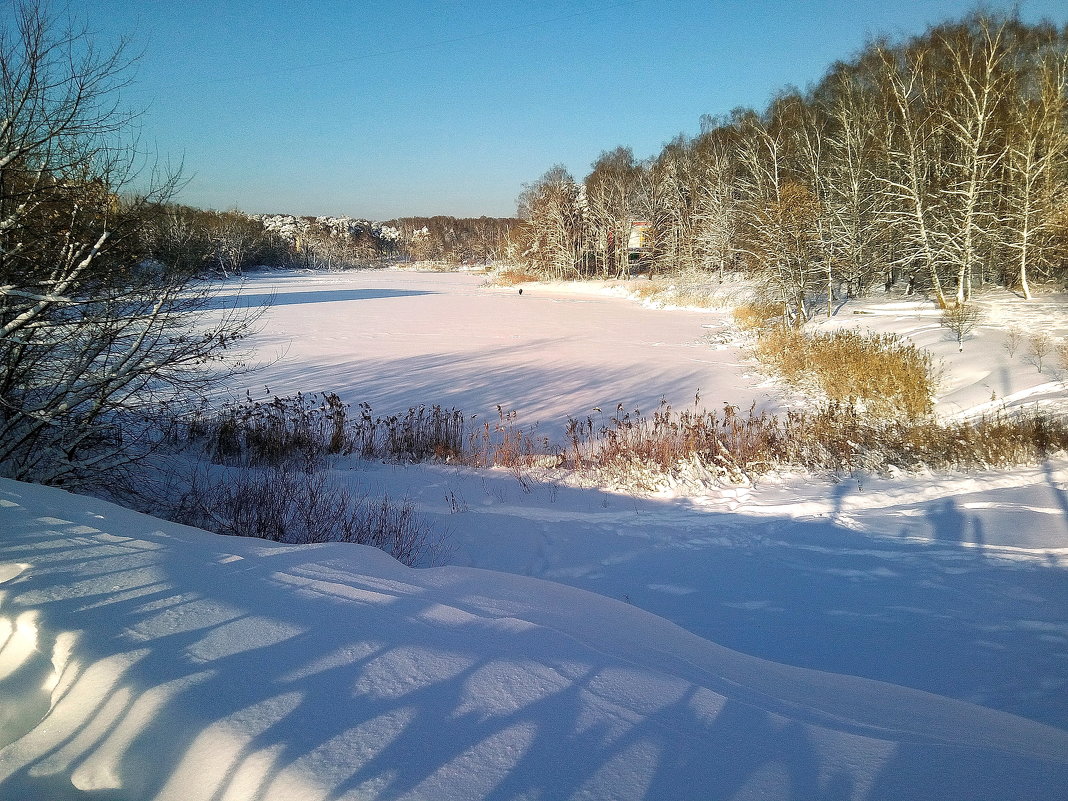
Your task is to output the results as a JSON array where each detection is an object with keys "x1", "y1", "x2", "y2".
[{"x1": 2, "y1": 479, "x2": 1068, "y2": 801}]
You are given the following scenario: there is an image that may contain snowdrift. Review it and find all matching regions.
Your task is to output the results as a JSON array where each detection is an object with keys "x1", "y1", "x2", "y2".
[{"x1": 2, "y1": 478, "x2": 1067, "y2": 801}]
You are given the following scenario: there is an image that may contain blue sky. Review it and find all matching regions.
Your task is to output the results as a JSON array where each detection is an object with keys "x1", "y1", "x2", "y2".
[{"x1": 64, "y1": 0, "x2": 1068, "y2": 219}]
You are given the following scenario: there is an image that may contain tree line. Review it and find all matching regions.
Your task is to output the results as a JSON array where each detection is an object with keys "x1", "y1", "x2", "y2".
[
  {"x1": 384, "y1": 216, "x2": 520, "y2": 264},
  {"x1": 137, "y1": 207, "x2": 520, "y2": 277},
  {"x1": 513, "y1": 13, "x2": 1068, "y2": 319}
]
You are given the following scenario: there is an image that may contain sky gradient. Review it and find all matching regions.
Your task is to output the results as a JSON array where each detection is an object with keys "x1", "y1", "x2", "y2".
[{"x1": 60, "y1": 0, "x2": 1068, "y2": 220}]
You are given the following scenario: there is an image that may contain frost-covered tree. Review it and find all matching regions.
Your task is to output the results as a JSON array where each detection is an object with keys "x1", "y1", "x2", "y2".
[
  {"x1": 0, "y1": 0, "x2": 254, "y2": 490},
  {"x1": 517, "y1": 11, "x2": 1068, "y2": 306},
  {"x1": 585, "y1": 147, "x2": 645, "y2": 278},
  {"x1": 514, "y1": 166, "x2": 587, "y2": 280}
]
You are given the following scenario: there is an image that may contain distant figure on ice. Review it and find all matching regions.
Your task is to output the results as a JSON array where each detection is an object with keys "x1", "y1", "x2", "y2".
[{"x1": 519, "y1": 288, "x2": 523, "y2": 295}]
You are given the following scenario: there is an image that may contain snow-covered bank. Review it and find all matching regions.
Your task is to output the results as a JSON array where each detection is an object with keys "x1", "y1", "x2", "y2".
[
  {"x1": 6, "y1": 269, "x2": 1068, "y2": 798},
  {"x1": 326, "y1": 457, "x2": 1068, "y2": 731},
  {"x1": 2, "y1": 478, "x2": 1068, "y2": 801},
  {"x1": 196, "y1": 269, "x2": 1068, "y2": 728}
]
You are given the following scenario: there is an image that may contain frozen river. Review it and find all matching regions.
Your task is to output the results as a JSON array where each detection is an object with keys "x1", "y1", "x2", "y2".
[{"x1": 215, "y1": 268, "x2": 774, "y2": 438}]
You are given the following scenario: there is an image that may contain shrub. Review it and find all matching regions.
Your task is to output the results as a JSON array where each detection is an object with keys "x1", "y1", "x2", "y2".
[
  {"x1": 753, "y1": 328, "x2": 935, "y2": 420},
  {"x1": 492, "y1": 268, "x2": 540, "y2": 286},
  {"x1": 1004, "y1": 327, "x2": 1023, "y2": 357},
  {"x1": 1029, "y1": 332, "x2": 1054, "y2": 372},
  {"x1": 732, "y1": 302, "x2": 782, "y2": 331},
  {"x1": 940, "y1": 303, "x2": 982, "y2": 351},
  {"x1": 172, "y1": 465, "x2": 447, "y2": 566}
]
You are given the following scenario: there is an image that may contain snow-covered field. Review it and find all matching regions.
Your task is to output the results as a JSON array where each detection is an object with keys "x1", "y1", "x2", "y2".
[{"x1": 3, "y1": 268, "x2": 1068, "y2": 800}]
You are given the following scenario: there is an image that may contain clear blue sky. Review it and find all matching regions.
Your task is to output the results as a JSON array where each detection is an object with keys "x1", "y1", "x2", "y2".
[{"x1": 63, "y1": 0, "x2": 1068, "y2": 219}]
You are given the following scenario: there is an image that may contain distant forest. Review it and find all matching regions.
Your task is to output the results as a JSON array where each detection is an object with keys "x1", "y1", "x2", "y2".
[
  {"x1": 514, "y1": 13, "x2": 1068, "y2": 317},
  {"x1": 138, "y1": 208, "x2": 521, "y2": 276}
]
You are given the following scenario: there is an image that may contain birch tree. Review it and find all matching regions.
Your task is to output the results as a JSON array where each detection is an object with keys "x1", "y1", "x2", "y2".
[
  {"x1": 877, "y1": 43, "x2": 953, "y2": 307},
  {"x1": 732, "y1": 107, "x2": 822, "y2": 324},
  {"x1": 691, "y1": 122, "x2": 739, "y2": 280},
  {"x1": 1002, "y1": 43, "x2": 1068, "y2": 298},
  {"x1": 585, "y1": 147, "x2": 644, "y2": 278},
  {"x1": 515, "y1": 165, "x2": 586, "y2": 280},
  {"x1": 936, "y1": 18, "x2": 1013, "y2": 304}
]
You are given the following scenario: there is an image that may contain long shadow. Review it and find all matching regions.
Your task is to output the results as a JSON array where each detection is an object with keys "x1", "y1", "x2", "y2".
[
  {"x1": 201, "y1": 288, "x2": 434, "y2": 311},
  {"x1": 925, "y1": 496, "x2": 968, "y2": 543},
  {"x1": 414, "y1": 472, "x2": 1068, "y2": 731},
  {"x1": 1042, "y1": 460, "x2": 1068, "y2": 537},
  {"x1": 230, "y1": 339, "x2": 757, "y2": 442}
]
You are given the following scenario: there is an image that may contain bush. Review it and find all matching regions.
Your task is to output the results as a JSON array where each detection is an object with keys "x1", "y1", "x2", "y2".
[
  {"x1": 172, "y1": 465, "x2": 447, "y2": 566},
  {"x1": 940, "y1": 303, "x2": 982, "y2": 351},
  {"x1": 491, "y1": 268, "x2": 540, "y2": 286},
  {"x1": 753, "y1": 327, "x2": 935, "y2": 420},
  {"x1": 732, "y1": 302, "x2": 782, "y2": 331}
]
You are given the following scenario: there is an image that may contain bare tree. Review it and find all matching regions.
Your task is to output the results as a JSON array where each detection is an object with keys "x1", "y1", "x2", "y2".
[
  {"x1": 936, "y1": 18, "x2": 1013, "y2": 305},
  {"x1": 585, "y1": 147, "x2": 645, "y2": 278},
  {"x1": 1028, "y1": 331, "x2": 1053, "y2": 372},
  {"x1": 814, "y1": 60, "x2": 892, "y2": 301},
  {"x1": 877, "y1": 43, "x2": 954, "y2": 308},
  {"x1": 515, "y1": 12, "x2": 1068, "y2": 302},
  {"x1": 0, "y1": 0, "x2": 256, "y2": 490},
  {"x1": 940, "y1": 302, "x2": 982, "y2": 351},
  {"x1": 734, "y1": 106, "x2": 823, "y2": 325},
  {"x1": 1002, "y1": 45, "x2": 1068, "y2": 298}
]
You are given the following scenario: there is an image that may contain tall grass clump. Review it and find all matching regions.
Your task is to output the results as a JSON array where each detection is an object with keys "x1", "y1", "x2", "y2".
[
  {"x1": 754, "y1": 328, "x2": 934, "y2": 420},
  {"x1": 732, "y1": 302, "x2": 782, "y2": 331},
  {"x1": 171, "y1": 388, "x2": 1068, "y2": 494},
  {"x1": 491, "y1": 268, "x2": 540, "y2": 286},
  {"x1": 625, "y1": 280, "x2": 723, "y2": 309},
  {"x1": 178, "y1": 395, "x2": 551, "y2": 470},
  {"x1": 562, "y1": 400, "x2": 1068, "y2": 485}
]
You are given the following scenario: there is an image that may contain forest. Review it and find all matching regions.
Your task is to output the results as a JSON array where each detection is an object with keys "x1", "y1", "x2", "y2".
[{"x1": 512, "y1": 13, "x2": 1068, "y2": 321}]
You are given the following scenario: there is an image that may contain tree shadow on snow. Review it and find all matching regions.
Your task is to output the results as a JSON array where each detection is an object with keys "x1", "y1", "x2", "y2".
[
  {"x1": 1, "y1": 483, "x2": 1067, "y2": 801},
  {"x1": 202, "y1": 287, "x2": 434, "y2": 311}
]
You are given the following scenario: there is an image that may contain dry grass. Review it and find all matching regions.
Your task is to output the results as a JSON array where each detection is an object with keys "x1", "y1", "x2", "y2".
[
  {"x1": 491, "y1": 268, "x2": 540, "y2": 286},
  {"x1": 561, "y1": 399, "x2": 1068, "y2": 484},
  {"x1": 753, "y1": 327, "x2": 935, "y2": 420},
  {"x1": 629, "y1": 282, "x2": 662, "y2": 301},
  {"x1": 624, "y1": 280, "x2": 724, "y2": 309},
  {"x1": 174, "y1": 387, "x2": 1068, "y2": 493},
  {"x1": 732, "y1": 302, "x2": 782, "y2": 331},
  {"x1": 180, "y1": 395, "x2": 552, "y2": 471}
]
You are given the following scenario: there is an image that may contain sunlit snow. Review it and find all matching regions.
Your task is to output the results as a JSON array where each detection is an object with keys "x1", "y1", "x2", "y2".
[{"x1": 2, "y1": 268, "x2": 1067, "y2": 800}]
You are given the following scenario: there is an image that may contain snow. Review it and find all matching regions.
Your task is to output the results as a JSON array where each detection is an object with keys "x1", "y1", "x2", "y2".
[
  {"x1": 805, "y1": 288, "x2": 1068, "y2": 419},
  {"x1": 214, "y1": 269, "x2": 775, "y2": 439},
  {"x1": 3, "y1": 479, "x2": 1068, "y2": 800},
  {"x1": 3, "y1": 269, "x2": 1068, "y2": 799}
]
